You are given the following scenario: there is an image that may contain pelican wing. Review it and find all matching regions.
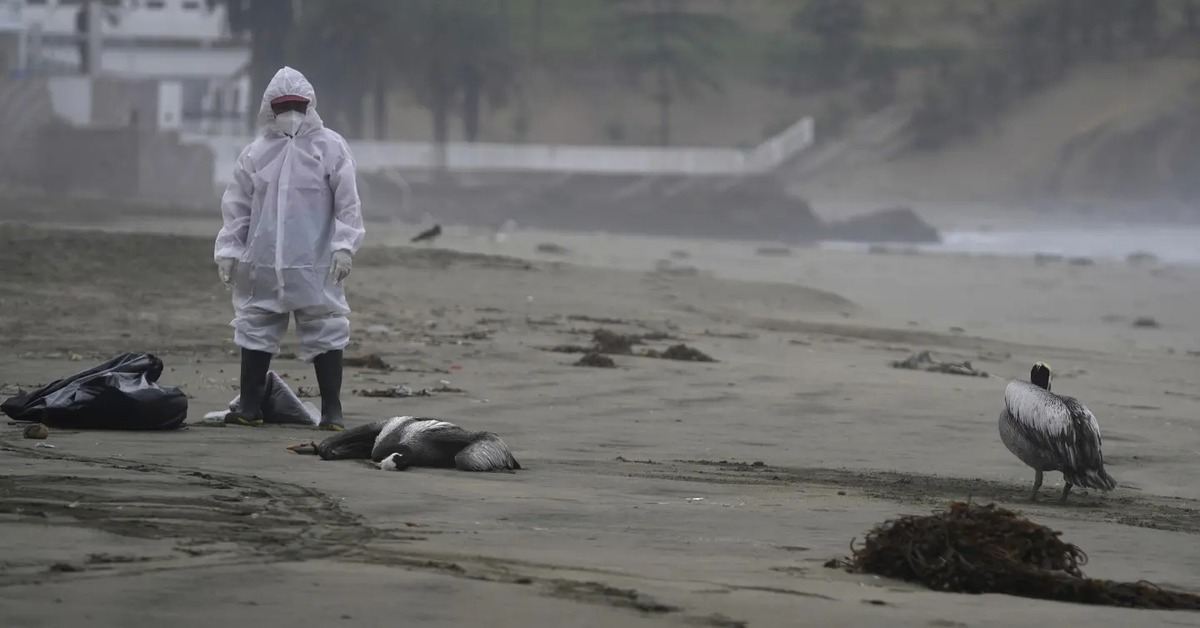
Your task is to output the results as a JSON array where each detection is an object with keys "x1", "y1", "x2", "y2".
[
  {"x1": 454, "y1": 432, "x2": 521, "y2": 472},
  {"x1": 1004, "y1": 380, "x2": 1107, "y2": 476}
]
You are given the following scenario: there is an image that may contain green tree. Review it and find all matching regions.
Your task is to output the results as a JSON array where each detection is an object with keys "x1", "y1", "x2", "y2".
[{"x1": 608, "y1": 0, "x2": 738, "y2": 146}]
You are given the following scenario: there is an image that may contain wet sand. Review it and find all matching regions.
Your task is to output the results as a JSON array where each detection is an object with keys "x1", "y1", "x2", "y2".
[{"x1": 2, "y1": 216, "x2": 1200, "y2": 627}]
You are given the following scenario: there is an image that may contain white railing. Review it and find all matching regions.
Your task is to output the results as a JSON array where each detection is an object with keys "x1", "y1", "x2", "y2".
[{"x1": 188, "y1": 115, "x2": 815, "y2": 186}]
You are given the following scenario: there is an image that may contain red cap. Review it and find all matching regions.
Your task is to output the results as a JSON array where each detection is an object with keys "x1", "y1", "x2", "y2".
[{"x1": 270, "y1": 94, "x2": 310, "y2": 105}]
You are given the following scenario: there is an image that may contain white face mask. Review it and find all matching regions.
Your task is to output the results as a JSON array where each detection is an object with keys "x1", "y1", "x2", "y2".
[{"x1": 274, "y1": 111, "x2": 304, "y2": 136}]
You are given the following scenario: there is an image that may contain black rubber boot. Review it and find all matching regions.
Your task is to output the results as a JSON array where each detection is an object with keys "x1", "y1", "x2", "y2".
[
  {"x1": 313, "y1": 349, "x2": 345, "y2": 431},
  {"x1": 227, "y1": 348, "x2": 272, "y2": 427}
]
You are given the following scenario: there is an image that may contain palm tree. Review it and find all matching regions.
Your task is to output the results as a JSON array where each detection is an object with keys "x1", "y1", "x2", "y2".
[{"x1": 608, "y1": 0, "x2": 737, "y2": 146}]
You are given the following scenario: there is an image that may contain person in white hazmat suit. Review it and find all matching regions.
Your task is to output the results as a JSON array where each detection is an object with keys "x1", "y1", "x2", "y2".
[{"x1": 214, "y1": 66, "x2": 365, "y2": 431}]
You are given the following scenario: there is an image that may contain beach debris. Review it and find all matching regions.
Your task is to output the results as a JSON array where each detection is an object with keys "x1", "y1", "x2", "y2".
[
  {"x1": 593, "y1": 329, "x2": 636, "y2": 355},
  {"x1": 575, "y1": 353, "x2": 616, "y2": 368},
  {"x1": 356, "y1": 380, "x2": 465, "y2": 398},
  {"x1": 535, "y1": 243, "x2": 570, "y2": 255},
  {"x1": 643, "y1": 344, "x2": 717, "y2": 362},
  {"x1": 345, "y1": 353, "x2": 392, "y2": 370},
  {"x1": 34, "y1": 442, "x2": 55, "y2": 448},
  {"x1": 548, "y1": 329, "x2": 636, "y2": 355},
  {"x1": 548, "y1": 330, "x2": 716, "y2": 362},
  {"x1": 891, "y1": 351, "x2": 988, "y2": 378},
  {"x1": 1034, "y1": 253, "x2": 1064, "y2": 265},
  {"x1": 825, "y1": 501, "x2": 1200, "y2": 610},
  {"x1": 1132, "y1": 317, "x2": 1161, "y2": 329},
  {"x1": 23, "y1": 423, "x2": 49, "y2": 439}
]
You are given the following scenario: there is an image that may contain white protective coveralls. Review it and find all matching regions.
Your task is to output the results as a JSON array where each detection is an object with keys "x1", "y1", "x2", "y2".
[{"x1": 214, "y1": 67, "x2": 366, "y2": 362}]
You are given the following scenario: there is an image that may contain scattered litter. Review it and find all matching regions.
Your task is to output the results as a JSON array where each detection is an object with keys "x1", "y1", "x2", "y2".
[
  {"x1": 34, "y1": 442, "x2": 56, "y2": 448},
  {"x1": 344, "y1": 353, "x2": 392, "y2": 370},
  {"x1": 357, "y1": 380, "x2": 465, "y2": 398},
  {"x1": 23, "y1": 423, "x2": 49, "y2": 439},
  {"x1": 826, "y1": 501, "x2": 1200, "y2": 610},
  {"x1": 891, "y1": 350, "x2": 988, "y2": 378},
  {"x1": 687, "y1": 497, "x2": 705, "y2": 502},
  {"x1": 549, "y1": 329, "x2": 713, "y2": 362},
  {"x1": 197, "y1": 412, "x2": 228, "y2": 427},
  {"x1": 535, "y1": 243, "x2": 570, "y2": 255},
  {"x1": 358, "y1": 385, "x2": 427, "y2": 399},
  {"x1": 574, "y1": 353, "x2": 616, "y2": 368}
]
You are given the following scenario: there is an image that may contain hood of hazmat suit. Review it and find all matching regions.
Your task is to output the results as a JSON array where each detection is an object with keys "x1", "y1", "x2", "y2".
[{"x1": 213, "y1": 66, "x2": 366, "y2": 315}]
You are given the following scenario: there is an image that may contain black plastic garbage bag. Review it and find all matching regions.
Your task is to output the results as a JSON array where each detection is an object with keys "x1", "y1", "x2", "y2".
[
  {"x1": 1, "y1": 352, "x2": 188, "y2": 430},
  {"x1": 228, "y1": 371, "x2": 319, "y2": 426}
]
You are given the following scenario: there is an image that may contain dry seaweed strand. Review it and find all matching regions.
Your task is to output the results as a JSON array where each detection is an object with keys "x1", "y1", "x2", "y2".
[{"x1": 826, "y1": 501, "x2": 1200, "y2": 610}]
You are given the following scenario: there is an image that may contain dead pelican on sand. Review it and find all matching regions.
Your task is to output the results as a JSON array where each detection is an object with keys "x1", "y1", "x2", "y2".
[
  {"x1": 999, "y1": 362, "x2": 1117, "y2": 502},
  {"x1": 288, "y1": 415, "x2": 521, "y2": 472}
]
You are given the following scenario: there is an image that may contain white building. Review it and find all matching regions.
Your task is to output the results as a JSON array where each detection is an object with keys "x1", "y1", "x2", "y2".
[{"x1": 14, "y1": 0, "x2": 250, "y2": 134}]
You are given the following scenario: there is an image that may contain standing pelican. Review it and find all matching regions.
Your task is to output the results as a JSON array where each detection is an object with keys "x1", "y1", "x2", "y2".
[
  {"x1": 999, "y1": 362, "x2": 1117, "y2": 502},
  {"x1": 288, "y1": 416, "x2": 520, "y2": 472}
]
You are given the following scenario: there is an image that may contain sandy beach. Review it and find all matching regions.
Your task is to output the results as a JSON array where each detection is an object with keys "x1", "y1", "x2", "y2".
[{"x1": 2, "y1": 211, "x2": 1200, "y2": 627}]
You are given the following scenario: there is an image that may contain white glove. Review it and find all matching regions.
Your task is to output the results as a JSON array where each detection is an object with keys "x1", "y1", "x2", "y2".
[
  {"x1": 330, "y1": 250, "x2": 353, "y2": 285},
  {"x1": 217, "y1": 257, "x2": 236, "y2": 289}
]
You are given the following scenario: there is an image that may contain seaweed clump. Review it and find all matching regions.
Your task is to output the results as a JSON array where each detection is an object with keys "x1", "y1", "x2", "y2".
[{"x1": 826, "y1": 501, "x2": 1200, "y2": 610}]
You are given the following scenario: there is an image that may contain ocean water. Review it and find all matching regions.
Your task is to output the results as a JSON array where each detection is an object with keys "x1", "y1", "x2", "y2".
[{"x1": 824, "y1": 226, "x2": 1200, "y2": 266}]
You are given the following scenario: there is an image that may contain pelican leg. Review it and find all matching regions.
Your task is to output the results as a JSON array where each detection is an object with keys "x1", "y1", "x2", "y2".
[
  {"x1": 1029, "y1": 469, "x2": 1044, "y2": 501},
  {"x1": 1059, "y1": 481, "x2": 1073, "y2": 503}
]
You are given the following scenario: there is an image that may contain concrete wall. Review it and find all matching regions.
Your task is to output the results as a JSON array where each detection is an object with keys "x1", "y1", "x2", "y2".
[
  {"x1": 190, "y1": 116, "x2": 817, "y2": 186},
  {"x1": 33, "y1": 124, "x2": 214, "y2": 206},
  {"x1": 37, "y1": 123, "x2": 139, "y2": 197},
  {"x1": 0, "y1": 75, "x2": 60, "y2": 185}
]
